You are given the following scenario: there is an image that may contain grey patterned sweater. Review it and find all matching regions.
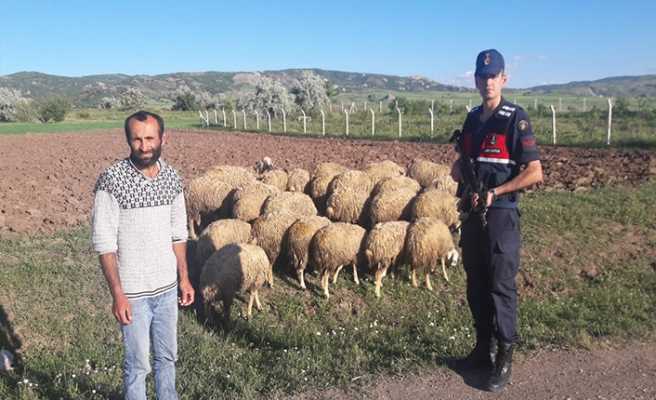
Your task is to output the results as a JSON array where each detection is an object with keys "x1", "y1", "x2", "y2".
[{"x1": 91, "y1": 158, "x2": 188, "y2": 299}]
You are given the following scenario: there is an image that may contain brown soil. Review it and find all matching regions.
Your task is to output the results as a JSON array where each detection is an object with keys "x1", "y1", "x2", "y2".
[
  {"x1": 282, "y1": 342, "x2": 656, "y2": 400},
  {"x1": 0, "y1": 129, "x2": 652, "y2": 235}
]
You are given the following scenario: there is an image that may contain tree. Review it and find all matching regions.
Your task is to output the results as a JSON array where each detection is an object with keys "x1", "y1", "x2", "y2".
[
  {"x1": 290, "y1": 71, "x2": 330, "y2": 112},
  {"x1": 117, "y1": 87, "x2": 146, "y2": 111},
  {"x1": 34, "y1": 97, "x2": 71, "y2": 123},
  {"x1": 238, "y1": 75, "x2": 293, "y2": 116},
  {"x1": 0, "y1": 88, "x2": 28, "y2": 122}
]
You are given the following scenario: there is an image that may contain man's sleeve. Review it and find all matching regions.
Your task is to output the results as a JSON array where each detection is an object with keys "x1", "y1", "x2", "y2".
[
  {"x1": 512, "y1": 109, "x2": 540, "y2": 165},
  {"x1": 91, "y1": 189, "x2": 119, "y2": 255},
  {"x1": 171, "y1": 191, "x2": 188, "y2": 243}
]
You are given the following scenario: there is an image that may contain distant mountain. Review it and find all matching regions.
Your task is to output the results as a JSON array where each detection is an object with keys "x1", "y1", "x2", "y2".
[
  {"x1": 525, "y1": 75, "x2": 656, "y2": 97},
  {"x1": 0, "y1": 69, "x2": 467, "y2": 107}
]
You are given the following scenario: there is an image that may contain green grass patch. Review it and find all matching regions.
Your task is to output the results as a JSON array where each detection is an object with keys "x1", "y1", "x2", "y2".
[{"x1": 1, "y1": 183, "x2": 655, "y2": 399}]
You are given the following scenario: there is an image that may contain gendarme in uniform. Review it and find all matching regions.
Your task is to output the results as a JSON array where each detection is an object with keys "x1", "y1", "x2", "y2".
[{"x1": 455, "y1": 49, "x2": 542, "y2": 392}]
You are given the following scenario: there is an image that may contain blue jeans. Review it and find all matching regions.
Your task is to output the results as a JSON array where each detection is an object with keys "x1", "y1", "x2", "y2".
[{"x1": 121, "y1": 288, "x2": 178, "y2": 400}]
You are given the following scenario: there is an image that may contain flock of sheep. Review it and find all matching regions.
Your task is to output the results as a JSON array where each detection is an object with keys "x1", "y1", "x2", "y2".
[{"x1": 186, "y1": 158, "x2": 461, "y2": 321}]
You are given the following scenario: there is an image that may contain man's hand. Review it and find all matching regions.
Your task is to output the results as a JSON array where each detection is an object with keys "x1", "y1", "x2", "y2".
[
  {"x1": 178, "y1": 278, "x2": 195, "y2": 306},
  {"x1": 113, "y1": 293, "x2": 132, "y2": 325}
]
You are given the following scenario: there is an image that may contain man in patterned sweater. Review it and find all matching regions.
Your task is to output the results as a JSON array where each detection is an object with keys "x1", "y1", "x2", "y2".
[{"x1": 92, "y1": 110, "x2": 194, "y2": 400}]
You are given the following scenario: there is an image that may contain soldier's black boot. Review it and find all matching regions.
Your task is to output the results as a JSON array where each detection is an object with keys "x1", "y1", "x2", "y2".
[
  {"x1": 487, "y1": 342, "x2": 513, "y2": 392},
  {"x1": 461, "y1": 335, "x2": 495, "y2": 370}
]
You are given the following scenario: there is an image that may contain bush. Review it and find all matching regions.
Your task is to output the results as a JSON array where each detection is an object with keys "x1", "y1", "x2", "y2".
[
  {"x1": 388, "y1": 97, "x2": 433, "y2": 115},
  {"x1": 172, "y1": 92, "x2": 199, "y2": 111},
  {"x1": 76, "y1": 111, "x2": 92, "y2": 119},
  {"x1": 35, "y1": 97, "x2": 71, "y2": 123}
]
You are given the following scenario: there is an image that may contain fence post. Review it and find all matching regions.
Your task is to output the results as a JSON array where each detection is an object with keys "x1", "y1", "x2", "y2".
[
  {"x1": 364, "y1": 101, "x2": 367, "y2": 111},
  {"x1": 534, "y1": 98, "x2": 538, "y2": 111},
  {"x1": 300, "y1": 109, "x2": 307, "y2": 134},
  {"x1": 255, "y1": 111, "x2": 260, "y2": 130},
  {"x1": 468, "y1": 99, "x2": 472, "y2": 110},
  {"x1": 329, "y1": 102, "x2": 332, "y2": 113},
  {"x1": 198, "y1": 110, "x2": 206, "y2": 127},
  {"x1": 266, "y1": 111, "x2": 272, "y2": 132},
  {"x1": 242, "y1": 110, "x2": 247, "y2": 130},
  {"x1": 370, "y1": 109, "x2": 375, "y2": 136},
  {"x1": 396, "y1": 106, "x2": 402, "y2": 138},
  {"x1": 281, "y1": 108, "x2": 287, "y2": 133},
  {"x1": 213, "y1": 109, "x2": 218, "y2": 125},
  {"x1": 320, "y1": 109, "x2": 326, "y2": 136},
  {"x1": 558, "y1": 97, "x2": 563, "y2": 112},
  {"x1": 607, "y1": 97, "x2": 613, "y2": 146},
  {"x1": 550, "y1": 105, "x2": 557, "y2": 145},
  {"x1": 232, "y1": 110, "x2": 237, "y2": 129},
  {"x1": 344, "y1": 110, "x2": 349, "y2": 136},
  {"x1": 379, "y1": 101, "x2": 382, "y2": 113},
  {"x1": 222, "y1": 108, "x2": 227, "y2": 128},
  {"x1": 205, "y1": 110, "x2": 210, "y2": 126},
  {"x1": 428, "y1": 107, "x2": 434, "y2": 138}
]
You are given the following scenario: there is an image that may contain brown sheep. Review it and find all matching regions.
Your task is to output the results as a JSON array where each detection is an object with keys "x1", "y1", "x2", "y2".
[
  {"x1": 261, "y1": 191, "x2": 317, "y2": 217},
  {"x1": 411, "y1": 188, "x2": 460, "y2": 229},
  {"x1": 284, "y1": 215, "x2": 331, "y2": 289},
  {"x1": 309, "y1": 222, "x2": 367, "y2": 299},
  {"x1": 231, "y1": 182, "x2": 280, "y2": 222}
]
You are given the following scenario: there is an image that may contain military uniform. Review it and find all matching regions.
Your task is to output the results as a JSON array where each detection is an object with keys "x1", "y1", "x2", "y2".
[{"x1": 457, "y1": 97, "x2": 539, "y2": 348}]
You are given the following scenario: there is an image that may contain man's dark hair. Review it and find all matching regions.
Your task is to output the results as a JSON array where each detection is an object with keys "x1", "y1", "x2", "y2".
[{"x1": 124, "y1": 111, "x2": 165, "y2": 142}]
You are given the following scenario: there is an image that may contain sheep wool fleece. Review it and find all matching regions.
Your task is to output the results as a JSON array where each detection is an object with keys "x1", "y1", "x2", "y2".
[{"x1": 91, "y1": 158, "x2": 188, "y2": 299}]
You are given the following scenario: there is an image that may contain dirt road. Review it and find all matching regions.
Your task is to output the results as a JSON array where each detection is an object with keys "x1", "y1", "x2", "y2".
[{"x1": 286, "y1": 343, "x2": 656, "y2": 400}]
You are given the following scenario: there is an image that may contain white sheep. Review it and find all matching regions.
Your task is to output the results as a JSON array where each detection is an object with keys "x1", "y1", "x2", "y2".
[
  {"x1": 286, "y1": 168, "x2": 311, "y2": 193},
  {"x1": 411, "y1": 188, "x2": 460, "y2": 229},
  {"x1": 364, "y1": 221, "x2": 410, "y2": 298},
  {"x1": 260, "y1": 169, "x2": 288, "y2": 191},
  {"x1": 200, "y1": 243, "x2": 272, "y2": 321},
  {"x1": 407, "y1": 158, "x2": 451, "y2": 188},
  {"x1": 250, "y1": 211, "x2": 300, "y2": 282},
  {"x1": 372, "y1": 176, "x2": 421, "y2": 197},
  {"x1": 230, "y1": 182, "x2": 280, "y2": 222},
  {"x1": 362, "y1": 160, "x2": 405, "y2": 184},
  {"x1": 261, "y1": 191, "x2": 317, "y2": 217},
  {"x1": 404, "y1": 218, "x2": 459, "y2": 291},
  {"x1": 368, "y1": 186, "x2": 418, "y2": 225},
  {"x1": 325, "y1": 170, "x2": 374, "y2": 224},
  {"x1": 309, "y1": 222, "x2": 367, "y2": 299},
  {"x1": 185, "y1": 175, "x2": 236, "y2": 239},
  {"x1": 309, "y1": 162, "x2": 348, "y2": 211},
  {"x1": 194, "y1": 219, "x2": 252, "y2": 271}
]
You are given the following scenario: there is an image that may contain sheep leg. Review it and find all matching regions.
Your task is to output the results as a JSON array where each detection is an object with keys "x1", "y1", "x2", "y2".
[
  {"x1": 321, "y1": 271, "x2": 330, "y2": 299},
  {"x1": 332, "y1": 265, "x2": 344, "y2": 284},
  {"x1": 297, "y1": 269, "x2": 307, "y2": 290},
  {"x1": 425, "y1": 272, "x2": 433, "y2": 291},
  {"x1": 268, "y1": 267, "x2": 274, "y2": 289},
  {"x1": 247, "y1": 292, "x2": 255, "y2": 318},
  {"x1": 411, "y1": 269, "x2": 418, "y2": 288},
  {"x1": 254, "y1": 289, "x2": 263, "y2": 311},
  {"x1": 222, "y1": 297, "x2": 233, "y2": 323},
  {"x1": 374, "y1": 269, "x2": 383, "y2": 298},
  {"x1": 352, "y1": 263, "x2": 360, "y2": 285},
  {"x1": 441, "y1": 258, "x2": 450, "y2": 283}
]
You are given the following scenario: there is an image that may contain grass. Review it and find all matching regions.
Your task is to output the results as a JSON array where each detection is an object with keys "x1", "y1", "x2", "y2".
[{"x1": 1, "y1": 181, "x2": 655, "y2": 399}]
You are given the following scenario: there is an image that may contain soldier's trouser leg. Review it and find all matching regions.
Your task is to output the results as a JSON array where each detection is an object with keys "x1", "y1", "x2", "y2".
[
  {"x1": 461, "y1": 217, "x2": 494, "y2": 343},
  {"x1": 486, "y1": 208, "x2": 521, "y2": 344}
]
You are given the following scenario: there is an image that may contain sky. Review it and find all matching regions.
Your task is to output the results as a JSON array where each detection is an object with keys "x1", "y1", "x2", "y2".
[{"x1": 1, "y1": 0, "x2": 655, "y2": 88}]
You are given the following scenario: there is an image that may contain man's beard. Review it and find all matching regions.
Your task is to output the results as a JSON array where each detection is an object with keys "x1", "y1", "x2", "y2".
[{"x1": 130, "y1": 146, "x2": 162, "y2": 169}]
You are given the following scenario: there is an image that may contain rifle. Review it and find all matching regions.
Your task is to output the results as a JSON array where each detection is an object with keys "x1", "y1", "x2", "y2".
[{"x1": 449, "y1": 129, "x2": 489, "y2": 227}]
